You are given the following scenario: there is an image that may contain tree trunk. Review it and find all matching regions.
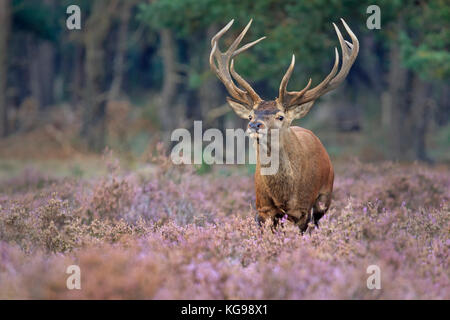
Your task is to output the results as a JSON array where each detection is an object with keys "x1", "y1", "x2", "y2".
[
  {"x1": 108, "y1": 1, "x2": 134, "y2": 101},
  {"x1": 386, "y1": 37, "x2": 412, "y2": 160},
  {"x1": 361, "y1": 34, "x2": 384, "y2": 94},
  {"x1": 409, "y1": 75, "x2": 431, "y2": 161},
  {"x1": 159, "y1": 28, "x2": 180, "y2": 133},
  {"x1": 28, "y1": 38, "x2": 55, "y2": 109},
  {"x1": 81, "y1": 0, "x2": 118, "y2": 151},
  {"x1": 386, "y1": 37, "x2": 431, "y2": 161},
  {"x1": 198, "y1": 25, "x2": 223, "y2": 127},
  {"x1": 0, "y1": 0, "x2": 11, "y2": 137},
  {"x1": 70, "y1": 46, "x2": 84, "y2": 106}
]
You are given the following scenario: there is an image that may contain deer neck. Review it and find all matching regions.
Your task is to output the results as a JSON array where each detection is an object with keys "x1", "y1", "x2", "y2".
[{"x1": 256, "y1": 128, "x2": 295, "y2": 186}]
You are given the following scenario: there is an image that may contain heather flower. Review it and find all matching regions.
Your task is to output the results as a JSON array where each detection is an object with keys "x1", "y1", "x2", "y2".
[{"x1": 0, "y1": 156, "x2": 448, "y2": 299}]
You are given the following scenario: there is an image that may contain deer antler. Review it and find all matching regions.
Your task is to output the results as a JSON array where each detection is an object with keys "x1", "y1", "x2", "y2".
[
  {"x1": 210, "y1": 19, "x2": 266, "y2": 107},
  {"x1": 277, "y1": 18, "x2": 359, "y2": 110}
]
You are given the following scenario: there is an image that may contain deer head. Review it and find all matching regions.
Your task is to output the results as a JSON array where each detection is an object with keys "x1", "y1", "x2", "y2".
[{"x1": 210, "y1": 19, "x2": 359, "y2": 140}]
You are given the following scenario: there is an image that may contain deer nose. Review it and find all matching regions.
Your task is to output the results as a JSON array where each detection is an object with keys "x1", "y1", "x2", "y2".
[{"x1": 249, "y1": 122, "x2": 264, "y2": 131}]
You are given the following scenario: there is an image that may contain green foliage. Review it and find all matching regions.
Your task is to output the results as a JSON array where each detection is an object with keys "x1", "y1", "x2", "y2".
[
  {"x1": 12, "y1": 0, "x2": 60, "y2": 41},
  {"x1": 138, "y1": 0, "x2": 220, "y2": 35},
  {"x1": 138, "y1": 0, "x2": 367, "y2": 94},
  {"x1": 401, "y1": 35, "x2": 450, "y2": 80},
  {"x1": 399, "y1": 0, "x2": 450, "y2": 80},
  {"x1": 138, "y1": 0, "x2": 450, "y2": 90},
  {"x1": 376, "y1": 0, "x2": 450, "y2": 80}
]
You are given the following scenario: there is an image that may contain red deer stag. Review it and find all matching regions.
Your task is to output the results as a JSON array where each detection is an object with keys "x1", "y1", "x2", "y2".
[{"x1": 209, "y1": 19, "x2": 359, "y2": 231}]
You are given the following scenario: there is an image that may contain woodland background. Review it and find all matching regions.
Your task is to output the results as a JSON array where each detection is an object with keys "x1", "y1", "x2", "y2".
[{"x1": 0, "y1": 0, "x2": 449, "y2": 163}]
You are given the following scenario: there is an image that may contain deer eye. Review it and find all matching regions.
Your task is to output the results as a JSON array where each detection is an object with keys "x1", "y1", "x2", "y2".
[{"x1": 277, "y1": 115, "x2": 284, "y2": 121}]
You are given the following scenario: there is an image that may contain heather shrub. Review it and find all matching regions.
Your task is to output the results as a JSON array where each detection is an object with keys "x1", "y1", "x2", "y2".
[
  {"x1": 0, "y1": 153, "x2": 448, "y2": 299},
  {"x1": 86, "y1": 177, "x2": 134, "y2": 220},
  {"x1": 333, "y1": 160, "x2": 448, "y2": 211},
  {"x1": 0, "y1": 167, "x2": 54, "y2": 193}
]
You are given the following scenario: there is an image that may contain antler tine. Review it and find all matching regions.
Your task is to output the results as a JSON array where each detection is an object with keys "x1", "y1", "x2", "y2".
[
  {"x1": 278, "y1": 55, "x2": 295, "y2": 106},
  {"x1": 300, "y1": 47, "x2": 340, "y2": 102},
  {"x1": 209, "y1": 19, "x2": 264, "y2": 106},
  {"x1": 328, "y1": 18, "x2": 359, "y2": 88},
  {"x1": 284, "y1": 78, "x2": 313, "y2": 110},
  {"x1": 209, "y1": 40, "x2": 246, "y2": 103},
  {"x1": 279, "y1": 50, "x2": 336, "y2": 108},
  {"x1": 211, "y1": 19, "x2": 234, "y2": 47},
  {"x1": 333, "y1": 22, "x2": 350, "y2": 58},
  {"x1": 230, "y1": 59, "x2": 261, "y2": 104},
  {"x1": 277, "y1": 19, "x2": 359, "y2": 110},
  {"x1": 277, "y1": 54, "x2": 314, "y2": 109},
  {"x1": 232, "y1": 36, "x2": 266, "y2": 58},
  {"x1": 227, "y1": 19, "x2": 253, "y2": 54}
]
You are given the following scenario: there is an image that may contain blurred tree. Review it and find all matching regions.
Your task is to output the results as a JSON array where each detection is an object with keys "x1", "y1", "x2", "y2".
[
  {"x1": 198, "y1": 25, "x2": 223, "y2": 123},
  {"x1": 138, "y1": 0, "x2": 367, "y2": 143},
  {"x1": 158, "y1": 28, "x2": 180, "y2": 132},
  {"x1": 13, "y1": 0, "x2": 59, "y2": 109},
  {"x1": 0, "y1": 0, "x2": 11, "y2": 137},
  {"x1": 81, "y1": 0, "x2": 119, "y2": 151},
  {"x1": 139, "y1": 0, "x2": 449, "y2": 161},
  {"x1": 0, "y1": 0, "x2": 447, "y2": 161},
  {"x1": 380, "y1": 0, "x2": 450, "y2": 161},
  {"x1": 108, "y1": 0, "x2": 139, "y2": 100}
]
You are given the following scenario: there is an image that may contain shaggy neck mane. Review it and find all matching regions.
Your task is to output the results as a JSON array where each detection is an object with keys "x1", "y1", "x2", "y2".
[{"x1": 256, "y1": 128, "x2": 297, "y2": 187}]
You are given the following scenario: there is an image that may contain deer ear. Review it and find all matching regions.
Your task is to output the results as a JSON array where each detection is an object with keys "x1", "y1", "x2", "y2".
[
  {"x1": 286, "y1": 101, "x2": 315, "y2": 119},
  {"x1": 226, "y1": 97, "x2": 252, "y2": 119}
]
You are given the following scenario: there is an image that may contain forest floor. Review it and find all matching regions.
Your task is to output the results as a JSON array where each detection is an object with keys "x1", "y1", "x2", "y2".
[{"x1": 0, "y1": 143, "x2": 449, "y2": 299}]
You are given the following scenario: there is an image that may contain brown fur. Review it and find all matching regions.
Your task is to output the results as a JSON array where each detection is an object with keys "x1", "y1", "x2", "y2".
[{"x1": 251, "y1": 103, "x2": 334, "y2": 231}]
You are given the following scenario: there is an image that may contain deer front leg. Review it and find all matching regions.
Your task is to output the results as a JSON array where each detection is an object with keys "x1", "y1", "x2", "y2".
[
  {"x1": 255, "y1": 180, "x2": 279, "y2": 226},
  {"x1": 288, "y1": 207, "x2": 311, "y2": 232},
  {"x1": 255, "y1": 195, "x2": 279, "y2": 226}
]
